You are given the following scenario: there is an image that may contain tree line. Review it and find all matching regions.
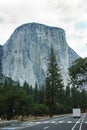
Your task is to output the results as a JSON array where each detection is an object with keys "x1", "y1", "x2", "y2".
[{"x1": 0, "y1": 48, "x2": 87, "y2": 120}]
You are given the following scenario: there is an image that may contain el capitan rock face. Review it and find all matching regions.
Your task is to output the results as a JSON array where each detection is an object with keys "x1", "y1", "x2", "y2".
[{"x1": 2, "y1": 23, "x2": 80, "y2": 86}]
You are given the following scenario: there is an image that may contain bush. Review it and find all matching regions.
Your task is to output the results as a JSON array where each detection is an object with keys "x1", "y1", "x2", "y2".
[
  {"x1": 54, "y1": 103, "x2": 65, "y2": 114},
  {"x1": 32, "y1": 103, "x2": 49, "y2": 116}
]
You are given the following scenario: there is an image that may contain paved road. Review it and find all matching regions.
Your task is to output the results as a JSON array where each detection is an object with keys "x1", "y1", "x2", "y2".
[{"x1": 1, "y1": 113, "x2": 87, "y2": 130}]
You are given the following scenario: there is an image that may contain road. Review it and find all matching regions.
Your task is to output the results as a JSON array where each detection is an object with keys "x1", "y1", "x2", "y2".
[{"x1": 1, "y1": 113, "x2": 87, "y2": 130}]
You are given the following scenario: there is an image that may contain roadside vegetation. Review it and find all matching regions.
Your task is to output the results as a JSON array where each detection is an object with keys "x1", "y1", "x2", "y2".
[{"x1": 0, "y1": 48, "x2": 87, "y2": 120}]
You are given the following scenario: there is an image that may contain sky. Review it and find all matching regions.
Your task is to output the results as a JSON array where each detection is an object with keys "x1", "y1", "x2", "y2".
[{"x1": 0, "y1": 0, "x2": 87, "y2": 58}]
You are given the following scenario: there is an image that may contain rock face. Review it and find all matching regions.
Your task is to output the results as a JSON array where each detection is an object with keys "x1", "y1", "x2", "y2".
[
  {"x1": 2, "y1": 23, "x2": 80, "y2": 86},
  {"x1": 0, "y1": 45, "x2": 3, "y2": 83}
]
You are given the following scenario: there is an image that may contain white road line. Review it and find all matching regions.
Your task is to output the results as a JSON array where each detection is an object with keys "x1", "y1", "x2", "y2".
[
  {"x1": 53, "y1": 115, "x2": 71, "y2": 121},
  {"x1": 77, "y1": 121, "x2": 80, "y2": 123},
  {"x1": 35, "y1": 122, "x2": 41, "y2": 125},
  {"x1": 43, "y1": 121, "x2": 50, "y2": 124},
  {"x1": 50, "y1": 121, "x2": 56, "y2": 123},
  {"x1": 67, "y1": 121, "x2": 72, "y2": 123},
  {"x1": 1, "y1": 127, "x2": 20, "y2": 129},
  {"x1": 79, "y1": 113, "x2": 86, "y2": 130},
  {"x1": 43, "y1": 126, "x2": 49, "y2": 129},
  {"x1": 58, "y1": 121, "x2": 64, "y2": 123},
  {"x1": 71, "y1": 117, "x2": 81, "y2": 130}
]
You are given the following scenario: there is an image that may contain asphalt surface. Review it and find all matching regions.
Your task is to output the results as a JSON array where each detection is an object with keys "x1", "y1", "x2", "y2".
[{"x1": 1, "y1": 113, "x2": 87, "y2": 130}]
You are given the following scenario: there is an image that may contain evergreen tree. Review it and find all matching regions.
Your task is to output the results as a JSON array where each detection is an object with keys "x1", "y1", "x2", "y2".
[
  {"x1": 64, "y1": 85, "x2": 72, "y2": 113},
  {"x1": 15, "y1": 89, "x2": 33, "y2": 121},
  {"x1": 38, "y1": 85, "x2": 45, "y2": 104},
  {"x1": 45, "y1": 48, "x2": 64, "y2": 117},
  {"x1": 68, "y1": 57, "x2": 87, "y2": 110},
  {"x1": 34, "y1": 82, "x2": 39, "y2": 103},
  {"x1": 80, "y1": 90, "x2": 87, "y2": 111},
  {"x1": 23, "y1": 81, "x2": 30, "y2": 95},
  {"x1": 71, "y1": 86, "x2": 80, "y2": 108},
  {"x1": 68, "y1": 57, "x2": 87, "y2": 88},
  {"x1": 0, "y1": 46, "x2": 3, "y2": 86},
  {"x1": 29, "y1": 85, "x2": 33, "y2": 96}
]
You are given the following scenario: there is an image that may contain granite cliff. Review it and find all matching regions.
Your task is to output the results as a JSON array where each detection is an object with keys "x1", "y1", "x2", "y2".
[
  {"x1": 0, "y1": 45, "x2": 3, "y2": 83},
  {"x1": 1, "y1": 23, "x2": 79, "y2": 86}
]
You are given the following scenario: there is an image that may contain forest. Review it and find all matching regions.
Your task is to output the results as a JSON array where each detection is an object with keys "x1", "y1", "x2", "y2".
[{"x1": 0, "y1": 48, "x2": 87, "y2": 120}]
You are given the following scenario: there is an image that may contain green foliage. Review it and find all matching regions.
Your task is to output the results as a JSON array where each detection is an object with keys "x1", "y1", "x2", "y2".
[
  {"x1": 45, "y1": 48, "x2": 64, "y2": 117},
  {"x1": 32, "y1": 103, "x2": 49, "y2": 116},
  {"x1": 64, "y1": 85, "x2": 72, "y2": 113},
  {"x1": 0, "y1": 57, "x2": 87, "y2": 120},
  {"x1": 71, "y1": 86, "x2": 80, "y2": 108},
  {"x1": 68, "y1": 57, "x2": 87, "y2": 111},
  {"x1": 54, "y1": 102, "x2": 65, "y2": 114},
  {"x1": 68, "y1": 57, "x2": 87, "y2": 87},
  {"x1": 80, "y1": 90, "x2": 87, "y2": 111},
  {"x1": 23, "y1": 81, "x2": 30, "y2": 95},
  {"x1": 38, "y1": 85, "x2": 45, "y2": 104},
  {"x1": 16, "y1": 91, "x2": 33, "y2": 121},
  {"x1": 0, "y1": 79, "x2": 33, "y2": 120},
  {"x1": 34, "y1": 82, "x2": 39, "y2": 103}
]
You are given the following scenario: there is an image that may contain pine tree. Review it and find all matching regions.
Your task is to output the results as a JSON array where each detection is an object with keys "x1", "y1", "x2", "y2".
[
  {"x1": 0, "y1": 52, "x2": 3, "y2": 85},
  {"x1": 34, "y1": 82, "x2": 39, "y2": 103},
  {"x1": 64, "y1": 85, "x2": 72, "y2": 113},
  {"x1": 23, "y1": 81, "x2": 30, "y2": 95},
  {"x1": 45, "y1": 48, "x2": 64, "y2": 117}
]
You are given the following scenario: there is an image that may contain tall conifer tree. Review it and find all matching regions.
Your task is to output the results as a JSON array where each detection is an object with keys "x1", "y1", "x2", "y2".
[{"x1": 45, "y1": 48, "x2": 64, "y2": 117}]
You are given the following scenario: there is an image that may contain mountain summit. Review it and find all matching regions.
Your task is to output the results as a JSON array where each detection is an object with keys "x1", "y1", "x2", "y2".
[{"x1": 2, "y1": 23, "x2": 79, "y2": 86}]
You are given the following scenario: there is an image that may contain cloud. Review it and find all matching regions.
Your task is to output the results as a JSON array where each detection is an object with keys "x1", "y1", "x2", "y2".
[
  {"x1": 0, "y1": 17, "x2": 5, "y2": 23},
  {"x1": 0, "y1": 0, "x2": 48, "y2": 24},
  {"x1": 75, "y1": 21, "x2": 87, "y2": 30},
  {"x1": 0, "y1": 0, "x2": 87, "y2": 57},
  {"x1": 0, "y1": 24, "x2": 17, "y2": 44},
  {"x1": 48, "y1": 0, "x2": 87, "y2": 58}
]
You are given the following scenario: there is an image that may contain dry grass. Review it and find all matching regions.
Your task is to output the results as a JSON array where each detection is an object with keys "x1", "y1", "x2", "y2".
[{"x1": 17, "y1": 115, "x2": 50, "y2": 122}]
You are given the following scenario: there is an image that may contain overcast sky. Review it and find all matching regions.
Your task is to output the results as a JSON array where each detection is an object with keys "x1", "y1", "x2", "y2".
[{"x1": 0, "y1": 0, "x2": 87, "y2": 57}]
